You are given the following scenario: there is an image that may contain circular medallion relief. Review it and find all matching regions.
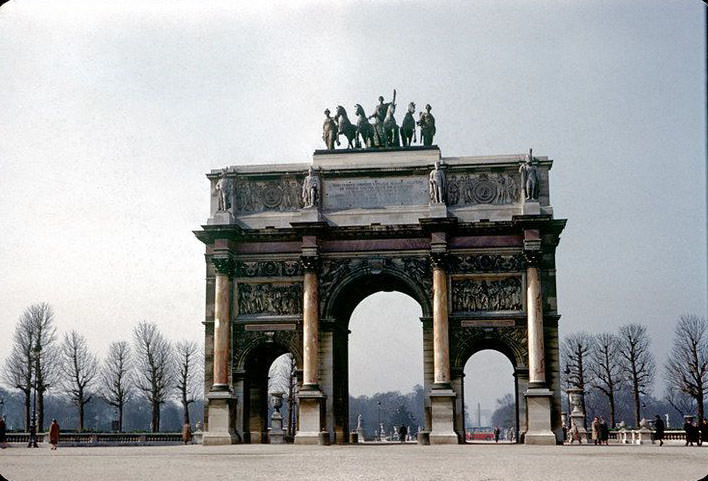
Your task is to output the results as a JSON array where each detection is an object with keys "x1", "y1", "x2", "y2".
[
  {"x1": 261, "y1": 184, "x2": 283, "y2": 209},
  {"x1": 471, "y1": 179, "x2": 496, "y2": 204}
]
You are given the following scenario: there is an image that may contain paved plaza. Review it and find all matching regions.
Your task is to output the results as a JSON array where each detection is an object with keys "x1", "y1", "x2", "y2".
[{"x1": 2, "y1": 443, "x2": 707, "y2": 481}]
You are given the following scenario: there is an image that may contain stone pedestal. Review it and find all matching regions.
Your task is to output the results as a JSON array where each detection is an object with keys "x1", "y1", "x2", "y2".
[
  {"x1": 207, "y1": 211, "x2": 234, "y2": 225},
  {"x1": 294, "y1": 389, "x2": 326, "y2": 445},
  {"x1": 429, "y1": 203, "x2": 448, "y2": 219},
  {"x1": 428, "y1": 389, "x2": 459, "y2": 444},
  {"x1": 296, "y1": 207, "x2": 322, "y2": 223},
  {"x1": 524, "y1": 388, "x2": 557, "y2": 445},
  {"x1": 203, "y1": 391, "x2": 239, "y2": 445},
  {"x1": 522, "y1": 200, "x2": 541, "y2": 215}
]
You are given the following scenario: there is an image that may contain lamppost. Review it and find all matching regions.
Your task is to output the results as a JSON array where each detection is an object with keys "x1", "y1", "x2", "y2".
[
  {"x1": 377, "y1": 401, "x2": 381, "y2": 441},
  {"x1": 28, "y1": 345, "x2": 41, "y2": 448}
]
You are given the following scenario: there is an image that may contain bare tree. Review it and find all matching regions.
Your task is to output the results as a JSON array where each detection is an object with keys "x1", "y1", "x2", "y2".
[
  {"x1": 665, "y1": 384, "x2": 696, "y2": 418},
  {"x1": 589, "y1": 332, "x2": 623, "y2": 427},
  {"x1": 28, "y1": 303, "x2": 59, "y2": 432},
  {"x1": 665, "y1": 315, "x2": 708, "y2": 423},
  {"x1": 133, "y1": 321, "x2": 173, "y2": 432},
  {"x1": 59, "y1": 331, "x2": 98, "y2": 431},
  {"x1": 618, "y1": 323, "x2": 656, "y2": 427},
  {"x1": 101, "y1": 341, "x2": 132, "y2": 432},
  {"x1": 2, "y1": 313, "x2": 34, "y2": 430},
  {"x1": 1, "y1": 303, "x2": 58, "y2": 431},
  {"x1": 175, "y1": 340, "x2": 201, "y2": 426},
  {"x1": 561, "y1": 332, "x2": 595, "y2": 428}
]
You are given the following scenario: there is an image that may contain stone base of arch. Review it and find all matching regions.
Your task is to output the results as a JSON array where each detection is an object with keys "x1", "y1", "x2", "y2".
[
  {"x1": 429, "y1": 388, "x2": 460, "y2": 444},
  {"x1": 202, "y1": 391, "x2": 239, "y2": 445},
  {"x1": 524, "y1": 388, "x2": 556, "y2": 445},
  {"x1": 294, "y1": 389, "x2": 327, "y2": 445}
]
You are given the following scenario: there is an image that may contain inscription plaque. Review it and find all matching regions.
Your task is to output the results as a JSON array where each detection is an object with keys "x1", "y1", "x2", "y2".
[{"x1": 323, "y1": 176, "x2": 428, "y2": 210}]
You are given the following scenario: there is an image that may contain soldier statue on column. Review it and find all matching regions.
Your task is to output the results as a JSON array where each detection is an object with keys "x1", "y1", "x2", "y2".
[
  {"x1": 429, "y1": 160, "x2": 446, "y2": 204},
  {"x1": 519, "y1": 148, "x2": 540, "y2": 201},
  {"x1": 302, "y1": 166, "x2": 321, "y2": 208},
  {"x1": 215, "y1": 169, "x2": 232, "y2": 211}
]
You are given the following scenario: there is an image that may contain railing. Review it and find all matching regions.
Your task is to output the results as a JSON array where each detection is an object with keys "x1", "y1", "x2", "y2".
[{"x1": 6, "y1": 432, "x2": 201, "y2": 445}]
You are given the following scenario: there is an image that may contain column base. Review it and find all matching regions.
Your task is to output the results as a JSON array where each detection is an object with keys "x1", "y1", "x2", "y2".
[
  {"x1": 203, "y1": 390, "x2": 239, "y2": 446},
  {"x1": 524, "y1": 388, "x2": 557, "y2": 445},
  {"x1": 294, "y1": 389, "x2": 327, "y2": 445},
  {"x1": 429, "y1": 388, "x2": 459, "y2": 444}
]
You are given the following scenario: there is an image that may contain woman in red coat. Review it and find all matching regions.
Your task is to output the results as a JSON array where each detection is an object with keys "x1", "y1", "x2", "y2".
[{"x1": 49, "y1": 419, "x2": 60, "y2": 450}]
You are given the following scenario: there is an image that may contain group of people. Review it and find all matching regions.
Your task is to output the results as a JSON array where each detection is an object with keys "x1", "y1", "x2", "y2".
[
  {"x1": 683, "y1": 417, "x2": 708, "y2": 446},
  {"x1": 590, "y1": 416, "x2": 610, "y2": 445}
]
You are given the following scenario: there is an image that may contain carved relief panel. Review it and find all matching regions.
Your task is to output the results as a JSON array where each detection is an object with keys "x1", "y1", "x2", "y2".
[
  {"x1": 235, "y1": 178, "x2": 303, "y2": 214},
  {"x1": 446, "y1": 172, "x2": 520, "y2": 206},
  {"x1": 451, "y1": 276, "x2": 523, "y2": 312},
  {"x1": 237, "y1": 282, "x2": 303, "y2": 316}
]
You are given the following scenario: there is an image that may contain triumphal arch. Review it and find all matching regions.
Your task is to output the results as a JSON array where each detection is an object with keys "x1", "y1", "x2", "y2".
[{"x1": 195, "y1": 127, "x2": 565, "y2": 445}]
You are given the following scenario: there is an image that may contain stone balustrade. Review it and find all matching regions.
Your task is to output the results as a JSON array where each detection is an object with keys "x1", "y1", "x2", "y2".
[{"x1": 5, "y1": 431, "x2": 202, "y2": 446}]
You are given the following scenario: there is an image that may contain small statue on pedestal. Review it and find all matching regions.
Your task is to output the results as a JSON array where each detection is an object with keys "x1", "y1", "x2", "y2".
[
  {"x1": 215, "y1": 170, "x2": 232, "y2": 211},
  {"x1": 519, "y1": 148, "x2": 540, "y2": 201},
  {"x1": 429, "y1": 160, "x2": 446, "y2": 204},
  {"x1": 302, "y1": 166, "x2": 321, "y2": 208}
]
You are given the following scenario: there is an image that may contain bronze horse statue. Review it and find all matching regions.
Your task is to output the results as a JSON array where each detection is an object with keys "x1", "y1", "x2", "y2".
[
  {"x1": 383, "y1": 103, "x2": 400, "y2": 147},
  {"x1": 354, "y1": 104, "x2": 375, "y2": 148},
  {"x1": 400, "y1": 102, "x2": 417, "y2": 147},
  {"x1": 335, "y1": 105, "x2": 358, "y2": 149}
]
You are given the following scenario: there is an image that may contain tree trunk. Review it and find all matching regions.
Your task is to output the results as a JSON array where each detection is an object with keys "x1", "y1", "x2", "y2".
[
  {"x1": 182, "y1": 396, "x2": 190, "y2": 426},
  {"x1": 698, "y1": 390, "x2": 705, "y2": 424},
  {"x1": 633, "y1": 377, "x2": 640, "y2": 427},
  {"x1": 152, "y1": 402, "x2": 160, "y2": 432},
  {"x1": 23, "y1": 390, "x2": 31, "y2": 431},
  {"x1": 37, "y1": 390, "x2": 45, "y2": 432},
  {"x1": 608, "y1": 389, "x2": 616, "y2": 428},
  {"x1": 79, "y1": 399, "x2": 85, "y2": 431},
  {"x1": 118, "y1": 404, "x2": 124, "y2": 433}
]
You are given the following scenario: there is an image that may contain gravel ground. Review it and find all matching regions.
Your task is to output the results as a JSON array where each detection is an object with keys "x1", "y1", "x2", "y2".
[{"x1": 1, "y1": 443, "x2": 707, "y2": 481}]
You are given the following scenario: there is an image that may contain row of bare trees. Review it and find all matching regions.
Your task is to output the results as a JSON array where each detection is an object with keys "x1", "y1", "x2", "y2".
[
  {"x1": 562, "y1": 315, "x2": 708, "y2": 428},
  {"x1": 1, "y1": 303, "x2": 202, "y2": 432}
]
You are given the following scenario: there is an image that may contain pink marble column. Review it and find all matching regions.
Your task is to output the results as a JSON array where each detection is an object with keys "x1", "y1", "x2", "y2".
[
  {"x1": 526, "y1": 255, "x2": 545, "y2": 386},
  {"x1": 432, "y1": 253, "x2": 450, "y2": 386},
  {"x1": 211, "y1": 257, "x2": 234, "y2": 390},
  {"x1": 301, "y1": 256, "x2": 320, "y2": 388}
]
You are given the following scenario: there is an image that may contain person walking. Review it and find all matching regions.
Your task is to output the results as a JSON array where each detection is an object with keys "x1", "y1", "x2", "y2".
[
  {"x1": 599, "y1": 417, "x2": 609, "y2": 445},
  {"x1": 591, "y1": 417, "x2": 600, "y2": 446},
  {"x1": 0, "y1": 417, "x2": 6, "y2": 449},
  {"x1": 181, "y1": 423, "x2": 192, "y2": 445},
  {"x1": 493, "y1": 426, "x2": 500, "y2": 443},
  {"x1": 49, "y1": 419, "x2": 60, "y2": 450},
  {"x1": 700, "y1": 419, "x2": 708, "y2": 447},
  {"x1": 398, "y1": 425, "x2": 407, "y2": 443},
  {"x1": 569, "y1": 422, "x2": 581, "y2": 444},
  {"x1": 654, "y1": 414, "x2": 665, "y2": 447}
]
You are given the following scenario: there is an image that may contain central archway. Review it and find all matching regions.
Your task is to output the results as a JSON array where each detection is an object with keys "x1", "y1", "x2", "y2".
[
  {"x1": 348, "y1": 291, "x2": 423, "y2": 441},
  {"x1": 319, "y1": 265, "x2": 433, "y2": 443}
]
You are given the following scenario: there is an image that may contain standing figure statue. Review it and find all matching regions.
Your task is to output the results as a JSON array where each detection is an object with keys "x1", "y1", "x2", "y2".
[
  {"x1": 302, "y1": 166, "x2": 321, "y2": 208},
  {"x1": 428, "y1": 160, "x2": 446, "y2": 204},
  {"x1": 369, "y1": 90, "x2": 396, "y2": 147},
  {"x1": 215, "y1": 169, "x2": 232, "y2": 211},
  {"x1": 335, "y1": 106, "x2": 358, "y2": 149},
  {"x1": 519, "y1": 148, "x2": 540, "y2": 201},
  {"x1": 417, "y1": 104, "x2": 436, "y2": 146},
  {"x1": 400, "y1": 102, "x2": 417, "y2": 147},
  {"x1": 322, "y1": 108, "x2": 339, "y2": 150},
  {"x1": 354, "y1": 104, "x2": 375, "y2": 148}
]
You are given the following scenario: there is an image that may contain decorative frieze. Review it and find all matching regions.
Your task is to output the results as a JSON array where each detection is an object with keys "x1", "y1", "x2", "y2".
[
  {"x1": 451, "y1": 277, "x2": 522, "y2": 312},
  {"x1": 449, "y1": 254, "x2": 525, "y2": 274},
  {"x1": 235, "y1": 178, "x2": 303, "y2": 214},
  {"x1": 446, "y1": 173, "x2": 520, "y2": 206},
  {"x1": 235, "y1": 260, "x2": 303, "y2": 278},
  {"x1": 238, "y1": 283, "x2": 303, "y2": 316}
]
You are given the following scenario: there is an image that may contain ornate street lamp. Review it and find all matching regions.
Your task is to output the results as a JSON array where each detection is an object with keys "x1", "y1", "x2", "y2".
[{"x1": 377, "y1": 401, "x2": 382, "y2": 442}]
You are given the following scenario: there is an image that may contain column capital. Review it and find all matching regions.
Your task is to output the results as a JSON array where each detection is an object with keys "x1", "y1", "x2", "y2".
[
  {"x1": 522, "y1": 249, "x2": 543, "y2": 267},
  {"x1": 212, "y1": 256, "x2": 235, "y2": 276},
  {"x1": 430, "y1": 251, "x2": 449, "y2": 270},
  {"x1": 300, "y1": 255, "x2": 320, "y2": 273}
]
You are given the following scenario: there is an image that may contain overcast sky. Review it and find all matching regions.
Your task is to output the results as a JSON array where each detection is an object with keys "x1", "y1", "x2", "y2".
[{"x1": 0, "y1": 0, "x2": 705, "y2": 415}]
